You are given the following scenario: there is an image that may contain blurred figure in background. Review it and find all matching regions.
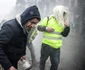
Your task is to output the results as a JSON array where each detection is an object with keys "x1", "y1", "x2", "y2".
[
  {"x1": 37, "y1": 5, "x2": 70, "y2": 70},
  {"x1": 0, "y1": 5, "x2": 41, "y2": 70},
  {"x1": 27, "y1": 26, "x2": 37, "y2": 66}
]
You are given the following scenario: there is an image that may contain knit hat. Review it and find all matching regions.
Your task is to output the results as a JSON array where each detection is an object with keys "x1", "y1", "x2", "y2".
[{"x1": 21, "y1": 5, "x2": 41, "y2": 25}]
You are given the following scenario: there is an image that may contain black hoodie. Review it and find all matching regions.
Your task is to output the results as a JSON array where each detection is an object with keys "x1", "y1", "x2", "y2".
[{"x1": 21, "y1": 5, "x2": 41, "y2": 25}]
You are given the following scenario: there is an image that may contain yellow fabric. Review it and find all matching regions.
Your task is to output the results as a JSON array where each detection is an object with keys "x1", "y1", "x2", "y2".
[
  {"x1": 40, "y1": 16, "x2": 64, "y2": 49},
  {"x1": 29, "y1": 28, "x2": 37, "y2": 43}
]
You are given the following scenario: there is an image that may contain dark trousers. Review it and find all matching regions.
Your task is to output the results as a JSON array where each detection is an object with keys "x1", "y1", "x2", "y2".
[{"x1": 40, "y1": 43, "x2": 60, "y2": 70}]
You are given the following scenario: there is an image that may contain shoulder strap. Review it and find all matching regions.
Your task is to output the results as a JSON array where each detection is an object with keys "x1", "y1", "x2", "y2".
[{"x1": 46, "y1": 17, "x2": 49, "y2": 26}]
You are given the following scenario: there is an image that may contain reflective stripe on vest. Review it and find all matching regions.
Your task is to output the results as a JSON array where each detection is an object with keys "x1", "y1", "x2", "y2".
[
  {"x1": 43, "y1": 35, "x2": 62, "y2": 40},
  {"x1": 50, "y1": 31, "x2": 61, "y2": 35}
]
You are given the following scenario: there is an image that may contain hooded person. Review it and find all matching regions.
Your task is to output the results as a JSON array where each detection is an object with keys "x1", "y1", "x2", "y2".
[
  {"x1": 37, "y1": 5, "x2": 70, "y2": 70},
  {"x1": 0, "y1": 5, "x2": 41, "y2": 70}
]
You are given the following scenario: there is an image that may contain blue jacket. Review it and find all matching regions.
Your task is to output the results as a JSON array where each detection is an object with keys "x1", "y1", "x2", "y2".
[{"x1": 0, "y1": 5, "x2": 41, "y2": 70}]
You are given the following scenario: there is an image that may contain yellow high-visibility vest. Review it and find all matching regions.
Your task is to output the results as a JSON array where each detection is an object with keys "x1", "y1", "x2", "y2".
[{"x1": 40, "y1": 16, "x2": 64, "y2": 49}]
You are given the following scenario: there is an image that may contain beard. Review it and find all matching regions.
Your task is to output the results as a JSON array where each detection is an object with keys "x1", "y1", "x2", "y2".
[
  {"x1": 23, "y1": 25, "x2": 32, "y2": 34},
  {"x1": 25, "y1": 25, "x2": 33, "y2": 33},
  {"x1": 27, "y1": 28, "x2": 31, "y2": 31}
]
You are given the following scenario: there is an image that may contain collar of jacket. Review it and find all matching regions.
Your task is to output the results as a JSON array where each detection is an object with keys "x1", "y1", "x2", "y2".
[
  {"x1": 15, "y1": 14, "x2": 28, "y2": 35},
  {"x1": 15, "y1": 14, "x2": 23, "y2": 28}
]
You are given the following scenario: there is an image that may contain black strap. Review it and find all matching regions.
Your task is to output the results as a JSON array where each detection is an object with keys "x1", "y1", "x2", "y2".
[{"x1": 46, "y1": 17, "x2": 49, "y2": 26}]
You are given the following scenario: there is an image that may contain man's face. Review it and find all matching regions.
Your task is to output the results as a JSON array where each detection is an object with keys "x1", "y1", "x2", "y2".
[{"x1": 25, "y1": 18, "x2": 39, "y2": 31}]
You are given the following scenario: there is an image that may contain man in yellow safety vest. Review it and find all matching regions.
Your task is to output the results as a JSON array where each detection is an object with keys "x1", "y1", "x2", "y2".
[{"x1": 37, "y1": 5, "x2": 70, "y2": 70}]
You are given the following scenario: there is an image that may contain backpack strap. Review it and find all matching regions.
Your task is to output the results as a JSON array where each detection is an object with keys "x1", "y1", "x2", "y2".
[{"x1": 46, "y1": 17, "x2": 49, "y2": 26}]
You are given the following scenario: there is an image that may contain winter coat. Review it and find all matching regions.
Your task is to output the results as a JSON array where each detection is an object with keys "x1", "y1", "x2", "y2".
[{"x1": 0, "y1": 5, "x2": 41, "y2": 70}]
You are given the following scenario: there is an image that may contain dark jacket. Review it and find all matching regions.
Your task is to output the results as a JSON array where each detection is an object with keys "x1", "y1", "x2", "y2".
[{"x1": 0, "y1": 5, "x2": 41, "y2": 70}]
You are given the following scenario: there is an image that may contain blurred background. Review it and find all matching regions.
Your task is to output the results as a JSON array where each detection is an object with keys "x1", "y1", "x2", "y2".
[{"x1": 0, "y1": 0, "x2": 85, "y2": 70}]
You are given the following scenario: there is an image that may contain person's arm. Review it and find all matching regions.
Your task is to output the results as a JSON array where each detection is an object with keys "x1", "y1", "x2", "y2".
[
  {"x1": 61, "y1": 26, "x2": 70, "y2": 37},
  {"x1": 37, "y1": 17, "x2": 50, "y2": 32},
  {"x1": 0, "y1": 23, "x2": 15, "y2": 70},
  {"x1": 37, "y1": 17, "x2": 49, "y2": 32},
  {"x1": 38, "y1": 25, "x2": 55, "y2": 32},
  {"x1": 37, "y1": 25, "x2": 47, "y2": 32}
]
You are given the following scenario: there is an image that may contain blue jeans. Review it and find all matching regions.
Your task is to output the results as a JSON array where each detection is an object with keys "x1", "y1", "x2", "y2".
[{"x1": 40, "y1": 43, "x2": 60, "y2": 70}]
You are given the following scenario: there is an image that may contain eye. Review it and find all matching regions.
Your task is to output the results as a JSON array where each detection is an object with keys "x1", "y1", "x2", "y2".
[
  {"x1": 31, "y1": 22, "x2": 36, "y2": 24},
  {"x1": 30, "y1": 21, "x2": 37, "y2": 25}
]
